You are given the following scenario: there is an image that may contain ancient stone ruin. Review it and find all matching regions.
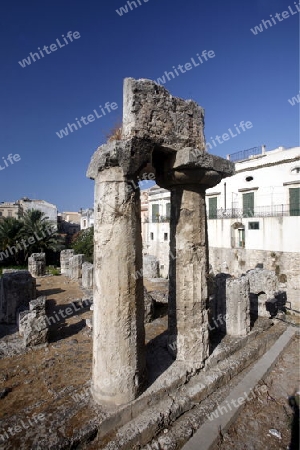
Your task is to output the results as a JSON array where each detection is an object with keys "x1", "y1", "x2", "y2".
[
  {"x1": 60, "y1": 249, "x2": 75, "y2": 276},
  {"x1": 28, "y1": 252, "x2": 46, "y2": 277},
  {"x1": 87, "y1": 78, "x2": 235, "y2": 406},
  {"x1": 0, "y1": 270, "x2": 36, "y2": 324},
  {"x1": 82, "y1": 262, "x2": 93, "y2": 289},
  {"x1": 19, "y1": 296, "x2": 49, "y2": 347}
]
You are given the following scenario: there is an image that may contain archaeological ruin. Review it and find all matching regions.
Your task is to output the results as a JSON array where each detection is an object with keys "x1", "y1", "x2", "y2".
[{"x1": 87, "y1": 78, "x2": 235, "y2": 405}]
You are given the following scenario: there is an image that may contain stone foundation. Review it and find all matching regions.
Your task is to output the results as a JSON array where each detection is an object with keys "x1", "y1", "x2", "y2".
[{"x1": 209, "y1": 247, "x2": 299, "y2": 312}]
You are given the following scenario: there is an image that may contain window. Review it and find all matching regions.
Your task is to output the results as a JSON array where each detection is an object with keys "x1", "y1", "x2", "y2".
[
  {"x1": 245, "y1": 176, "x2": 253, "y2": 182},
  {"x1": 152, "y1": 204, "x2": 159, "y2": 222},
  {"x1": 289, "y1": 188, "x2": 300, "y2": 216},
  {"x1": 8, "y1": 211, "x2": 12, "y2": 217},
  {"x1": 243, "y1": 192, "x2": 254, "y2": 217},
  {"x1": 249, "y1": 221, "x2": 259, "y2": 230},
  {"x1": 150, "y1": 232, "x2": 154, "y2": 240},
  {"x1": 208, "y1": 197, "x2": 217, "y2": 219},
  {"x1": 291, "y1": 167, "x2": 300, "y2": 174},
  {"x1": 166, "y1": 203, "x2": 171, "y2": 220},
  {"x1": 164, "y1": 233, "x2": 168, "y2": 241},
  {"x1": 0, "y1": 212, "x2": 2, "y2": 216}
]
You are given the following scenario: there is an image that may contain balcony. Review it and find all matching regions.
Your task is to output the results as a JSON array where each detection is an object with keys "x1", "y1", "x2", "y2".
[
  {"x1": 209, "y1": 204, "x2": 299, "y2": 219},
  {"x1": 144, "y1": 215, "x2": 170, "y2": 223}
]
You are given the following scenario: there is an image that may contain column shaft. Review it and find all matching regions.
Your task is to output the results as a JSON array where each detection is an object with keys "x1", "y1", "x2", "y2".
[
  {"x1": 169, "y1": 185, "x2": 209, "y2": 363},
  {"x1": 92, "y1": 167, "x2": 145, "y2": 405}
]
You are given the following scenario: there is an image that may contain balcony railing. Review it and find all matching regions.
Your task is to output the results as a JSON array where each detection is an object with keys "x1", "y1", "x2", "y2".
[
  {"x1": 144, "y1": 215, "x2": 170, "y2": 223},
  {"x1": 209, "y1": 204, "x2": 299, "y2": 219}
]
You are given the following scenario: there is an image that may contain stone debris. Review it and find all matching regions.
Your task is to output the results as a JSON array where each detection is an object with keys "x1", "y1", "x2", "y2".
[{"x1": 18, "y1": 296, "x2": 49, "y2": 347}]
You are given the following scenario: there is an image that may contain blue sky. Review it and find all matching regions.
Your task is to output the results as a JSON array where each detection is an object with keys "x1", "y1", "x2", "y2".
[{"x1": 0, "y1": 0, "x2": 299, "y2": 212}]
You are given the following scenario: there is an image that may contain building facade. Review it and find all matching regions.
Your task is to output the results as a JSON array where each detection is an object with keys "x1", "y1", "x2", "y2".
[
  {"x1": 0, "y1": 202, "x2": 23, "y2": 219},
  {"x1": 141, "y1": 146, "x2": 300, "y2": 311},
  {"x1": 80, "y1": 208, "x2": 94, "y2": 230}
]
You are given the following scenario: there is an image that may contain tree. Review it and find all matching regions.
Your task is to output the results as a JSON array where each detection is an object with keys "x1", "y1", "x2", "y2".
[
  {"x1": 0, "y1": 217, "x2": 24, "y2": 264},
  {"x1": 19, "y1": 209, "x2": 64, "y2": 259},
  {"x1": 71, "y1": 226, "x2": 94, "y2": 262}
]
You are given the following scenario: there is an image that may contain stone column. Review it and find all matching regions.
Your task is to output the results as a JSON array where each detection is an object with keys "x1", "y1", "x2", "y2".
[
  {"x1": 60, "y1": 249, "x2": 74, "y2": 276},
  {"x1": 226, "y1": 276, "x2": 250, "y2": 336},
  {"x1": 91, "y1": 167, "x2": 146, "y2": 406},
  {"x1": 168, "y1": 185, "x2": 209, "y2": 363},
  {"x1": 28, "y1": 253, "x2": 46, "y2": 277}
]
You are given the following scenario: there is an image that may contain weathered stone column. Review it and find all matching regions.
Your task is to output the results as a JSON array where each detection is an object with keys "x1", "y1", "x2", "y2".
[
  {"x1": 168, "y1": 185, "x2": 209, "y2": 363},
  {"x1": 60, "y1": 249, "x2": 74, "y2": 276},
  {"x1": 91, "y1": 166, "x2": 146, "y2": 405},
  {"x1": 226, "y1": 276, "x2": 250, "y2": 336},
  {"x1": 28, "y1": 253, "x2": 46, "y2": 277}
]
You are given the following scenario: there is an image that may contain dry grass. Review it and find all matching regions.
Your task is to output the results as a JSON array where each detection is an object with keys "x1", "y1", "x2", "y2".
[{"x1": 107, "y1": 122, "x2": 123, "y2": 141}]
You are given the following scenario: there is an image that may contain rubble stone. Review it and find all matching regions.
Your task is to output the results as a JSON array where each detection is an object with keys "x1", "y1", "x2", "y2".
[{"x1": 19, "y1": 296, "x2": 48, "y2": 347}]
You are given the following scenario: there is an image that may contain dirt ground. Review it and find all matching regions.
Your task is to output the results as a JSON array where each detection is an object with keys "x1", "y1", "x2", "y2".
[
  {"x1": 0, "y1": 275, "x2": 299, "y2": 450},
  {"x1": 213, "y1": 334, "x2": 300, "y2": 450}
]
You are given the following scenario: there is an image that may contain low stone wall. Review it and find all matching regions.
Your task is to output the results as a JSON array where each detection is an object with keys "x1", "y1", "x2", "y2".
[
  {"x1": 209, "y1": 247, "x2": 300, "y2": 313},
  {"x1": 0, "y1": 270, "x2": 36, "y2": 324}
]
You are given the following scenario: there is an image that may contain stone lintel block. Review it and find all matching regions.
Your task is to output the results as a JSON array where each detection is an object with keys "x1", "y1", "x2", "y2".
[
  {"x1": 122, "y1": 78, "x2": 205, "y2": 149},
  {"x1": 173, "y1": 147, "x2": 235, "y2": 176},
  {"x1": 86, "y1": 137, "x2": 155, "y2": 180}
]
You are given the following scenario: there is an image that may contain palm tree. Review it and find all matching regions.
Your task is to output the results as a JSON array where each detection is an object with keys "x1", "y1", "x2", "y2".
[
  {"x1": 0, "y1": 217, "x2": 24, "y2": 264},
  {"x1": 20, "y1": 209, "x2": 64, "y2": 259}
]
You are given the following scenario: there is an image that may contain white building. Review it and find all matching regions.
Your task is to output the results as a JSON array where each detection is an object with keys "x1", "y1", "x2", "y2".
[
  {"x1": 18, "y1": 198, "x2": 58, "y2": 223},
  {"x1": 141, "y1": 145, "x2": 300, "y2": 311},
  {"x1": 142, "y1": 185, "x2": 171, "y2": 278},
  {"x1": 80, "y1": 208, "x2": 94, "y2": 230}
]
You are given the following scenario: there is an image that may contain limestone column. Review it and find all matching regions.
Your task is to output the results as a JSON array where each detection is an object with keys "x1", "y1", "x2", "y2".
[
  {"x1": 91, "y1": 167, "x2": 146, "y2": 406},
  {"x1": 168, "y1": 184, "x2": 209, "y2": 363}
]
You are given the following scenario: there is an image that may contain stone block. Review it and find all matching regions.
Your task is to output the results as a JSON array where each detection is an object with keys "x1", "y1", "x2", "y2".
[
  {"x1": 82, "y1": 262, "x2": 93, "y2": 289},
  {"x1": 28, "y1": 253, "x2": 46, "y2": 277},
  {"x1": 143, "y1": 255, "x2": 159, "y2": 279},
  {"x1": 69, "y1": 254, "x2": 85, "y2": 280},
  {"x1": 226, "y1": 276, "x2": 250, "y2": 336},
  {"x1": 0, "y1": 270, "x2": 36, "y2": 324},
  {"x1": 60, "y1": 249, "x2": 75, "y2": 276}
]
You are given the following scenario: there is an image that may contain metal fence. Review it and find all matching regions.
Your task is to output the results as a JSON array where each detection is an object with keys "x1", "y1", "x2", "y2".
[
  {"x1": 210, "y1": 204, "x2": 298, "y2": 219},
  {"x1": 228, "y1": 146, "x2": 262, "y2": 162}
]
